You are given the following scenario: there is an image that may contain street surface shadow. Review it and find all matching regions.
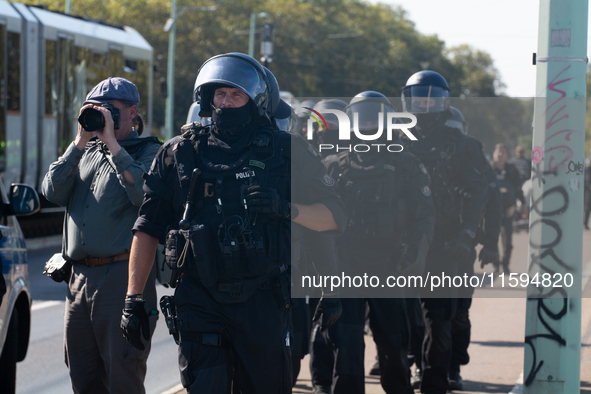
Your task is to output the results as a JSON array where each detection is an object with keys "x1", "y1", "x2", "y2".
[
  {"x1": 461, "y1": 380, "x2": 515, "y2": 393},
  {"x1": 471, "y1": 340, "x2": 524, "y2": 348}
]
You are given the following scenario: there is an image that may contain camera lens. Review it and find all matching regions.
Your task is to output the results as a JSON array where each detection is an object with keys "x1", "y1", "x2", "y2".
[{"x1": 78, "y1": 107, "x2": 104, "y2": 132}]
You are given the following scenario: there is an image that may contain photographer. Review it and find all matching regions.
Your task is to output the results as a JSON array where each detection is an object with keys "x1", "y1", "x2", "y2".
[{"x1": 41, "y1": 77, "x2": 161, "y2": 394}]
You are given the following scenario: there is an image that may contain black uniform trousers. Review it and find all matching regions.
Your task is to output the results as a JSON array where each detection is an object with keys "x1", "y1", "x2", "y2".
[
  {"x1": 174, "y1": 277, "x2": 292, "y2": 394},
  {"x1": 321, "y1": 298, "x2": 412, "y2": 394},
  {"x1": 450, "y1": 248, "x2": 476, "y2": 373},
  {"x1": 309, "y1": 297, "x2": 335, "y2": 389},
  {"x1": 500, "y1": 215, "x2": 513, "y2": 271}
]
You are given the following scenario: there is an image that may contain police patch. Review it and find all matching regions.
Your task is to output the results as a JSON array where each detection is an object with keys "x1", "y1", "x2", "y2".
[
  {"x1": 321, "y1": 174, "x2": 335, "y2": 186},
  {"x1": 421, "y1": 185, "x2": 431, "y2": 196}
]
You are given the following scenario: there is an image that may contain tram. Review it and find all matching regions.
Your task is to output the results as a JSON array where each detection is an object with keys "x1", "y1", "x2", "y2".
[{"x1": 0, "y1": 1, "x2": 153, "y2": 235}]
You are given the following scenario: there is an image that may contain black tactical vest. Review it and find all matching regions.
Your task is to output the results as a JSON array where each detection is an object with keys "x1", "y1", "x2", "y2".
[
  {"x1": 170, "y1": 125, "x2": 292, "y2": 287},
  {"x1": 333, "y1": 152, "x2": 405, "y2": 262}
]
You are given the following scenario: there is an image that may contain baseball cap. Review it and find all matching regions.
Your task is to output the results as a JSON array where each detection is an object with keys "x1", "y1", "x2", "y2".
[{"x1": 85, "y1": 77, "x2": 140, "y2": 106}]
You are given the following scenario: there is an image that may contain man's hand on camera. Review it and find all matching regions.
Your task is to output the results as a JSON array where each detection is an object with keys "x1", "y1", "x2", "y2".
[
  {"x1": 244, "y1": 185, "x2": 290, "y2": 220},
  {"x1": 74, "y1": 104, "x2": 96, "y2": 150},
  {"x1": 313, "y1": 293, "x2": 342, "y2": 332},
  {"x1": 120, "y1": 295, "x2": 150, "y2": 351}
]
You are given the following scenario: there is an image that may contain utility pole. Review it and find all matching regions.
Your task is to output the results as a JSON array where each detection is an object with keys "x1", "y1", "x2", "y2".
[
  {"x1": 164, "y1": 0, "x2": 177, "y2": 141},
  {"x1": 164, "y1": 3, "x2": 215, "y2": 140},
  {"x1": 524, "y1": 0, "x2": 588, "y2": 393},
  {"x1": 248, "y1": 12, "x2": 269, "y2": 58},
  {"x1": 65, "y1": 0, "x2": 71, "y2": 14}
]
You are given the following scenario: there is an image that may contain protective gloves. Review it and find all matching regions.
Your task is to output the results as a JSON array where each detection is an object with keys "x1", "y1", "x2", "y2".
[
  {"x1": 120, "y1": 295, "x2": 150, "y2": 351},
  {"x1": 478, "y1": 243, "x2": 500, "y2": 268},
  {"x1": 312, "y1": 293, "x2": 342, "y2": 332},
  {"x1": 244, "y1": 185, "x2": 290, "y2": 220},
  {"x1": 443, "y1": 231, "x2": 474, "y2": 263}
]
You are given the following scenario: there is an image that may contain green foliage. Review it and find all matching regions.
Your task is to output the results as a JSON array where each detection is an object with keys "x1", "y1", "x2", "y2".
[{"x1": 18, "y1": 0, "x2": 529, "y2": 147}]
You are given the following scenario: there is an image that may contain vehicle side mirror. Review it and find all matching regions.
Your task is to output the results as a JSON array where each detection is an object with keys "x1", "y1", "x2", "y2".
[{"x1": 9, "y1": 184, "x2": 40, "y2": 216}]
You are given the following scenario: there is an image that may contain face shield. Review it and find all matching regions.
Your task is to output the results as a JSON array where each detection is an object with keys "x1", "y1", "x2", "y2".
[
  {"x1": 194, "y1": 56, "x2": 268, "y2": 108},
  {"x1": 446, "y1": 119, "x2": 468, "y2": 134},
  {"x1": 401, "y1": 85, "x2": 450, "y2": 114},
  {"x1": 346, "y1": 100, "x2": 395, "y2": 132}
]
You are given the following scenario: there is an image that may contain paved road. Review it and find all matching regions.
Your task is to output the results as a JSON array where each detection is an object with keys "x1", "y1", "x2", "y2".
[
  {"x1": 15, "y1": 241, "x2": 182, "y2": 394},
  {"x1": 18, "y1": 229, "x2": 591, "y2": 394}
]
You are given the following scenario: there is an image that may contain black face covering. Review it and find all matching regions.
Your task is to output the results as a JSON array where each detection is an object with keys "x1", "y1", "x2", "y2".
[
  {"x1": 211, "y1": 101, "x2": 254, "y2": 137},
  {"x1": 415, "y1": 112, "x2": 444, "y2": 137}
]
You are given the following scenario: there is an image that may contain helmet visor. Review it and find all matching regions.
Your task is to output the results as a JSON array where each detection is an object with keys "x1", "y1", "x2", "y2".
[
  {"x1": 346, "y1": 100, "x2": 395, "y2": 131},
  {"x1": 446, "y1": 119, "x2": 467, "y2": 134},
  {"x1": 402, "y1": 85, "x2": 449, "y2": 113},
  {"x1": 195, "y1": 56, "x2": 267, "y2": 105}
]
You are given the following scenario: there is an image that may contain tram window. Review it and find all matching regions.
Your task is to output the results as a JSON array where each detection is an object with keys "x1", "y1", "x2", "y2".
[
  {"x1": 7, "y1": 32, "x2": 20, "y2": 112},
  {"x1": 91, "y1": 52, "x2": 108, "y2": 82},
  {"x1": 124, "y1": 59, "x2": 137, "y2": 74},
  {"x1": 124, "y1": 59, "x2": 150, "y2": 128},
  {"x1": 109, "y1": 49, "x2": 122, "y2": 77},
  {"x1": 57, "y1": 37, "x2": 75, "y2": 156},
  {"x1": 45, "y1": 40, "x2": 57, "y2": 117}
]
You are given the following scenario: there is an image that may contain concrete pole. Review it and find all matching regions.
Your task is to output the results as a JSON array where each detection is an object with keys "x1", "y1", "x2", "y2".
[
  {"x1": 165, "y1": 0, "x2": 177, "y2": 141},
  {"x1": 65, "y1": 0, "x2": 71, "y2": 14},
  {"x1": 524, "y1": 0, "x2": 588, "y2": 393}
]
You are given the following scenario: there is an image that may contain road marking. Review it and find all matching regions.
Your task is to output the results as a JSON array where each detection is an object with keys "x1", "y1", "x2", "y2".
[
  {"x1": 159, "y1": 383, "x2": 184, "y2": 394},
  {"x1": 31, "y1": 300, "x2": 63, "y2": 311}
]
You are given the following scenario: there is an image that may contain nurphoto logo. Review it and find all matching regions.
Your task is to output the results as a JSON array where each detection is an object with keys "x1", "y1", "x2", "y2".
[{"x1": 302, "y1": 107, "x2": 418, "y2": 154}]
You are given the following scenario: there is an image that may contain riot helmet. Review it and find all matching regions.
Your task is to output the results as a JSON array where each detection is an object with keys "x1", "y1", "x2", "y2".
[
  {"x1": 275, "y1": 106, "x2": 300, "y2": 134},
  {"x1": 263, "y1": 66, "x2": 291, "y2": 120},
  {"x1": 193, "y1": 53, "x2": 271, "y2": 119},
  {"x1": 186, "y1": 101, "x2": 212, "y2": 126},
  {"x1": 295, "y1": 100, "x2": 318, "y2": 138},
  {"x1": 446, "y1": 106, "x2": 468, "y2": 134},
  {"x1": 401, "y1": 70, "x2": 450, "y2": 114},
  {"x1": 313, "y1": 99, "x2": 348, "y2": 155},
  {"x1": 345, "y1": 91, "x2": 396, "y2": 133}
]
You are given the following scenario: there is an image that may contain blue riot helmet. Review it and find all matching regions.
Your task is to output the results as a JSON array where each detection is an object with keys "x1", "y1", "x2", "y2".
[
  {"x1": 446, "y1": 106, "x2": 468, "y2": 134},
  {"x1": 313, "y1": 99, "x2": 348, "y2": 154},
  {"x1": 401, "y1": 70, "x2": 450, "y2": 114},
  {"x1": 345, "y1": 91, "x2": 396, "y2": 134},
  {"x1": 295, "y1": 100, "x2": 318, "y2": 138},
  {"x1": 263, "y1": 66, "x2": 292, "y2": 120},
  {"x1": 193, "y1": 53, "x2": 272, "y2": 119},
  {"x1": 186, "y1": 101, "x2": 212, "y2": 126},
  {"x1": 275, "y1": 107, "x2": 300, "y2": 134}
]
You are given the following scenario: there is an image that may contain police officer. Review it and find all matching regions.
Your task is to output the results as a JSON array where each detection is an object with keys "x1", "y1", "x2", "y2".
[
  {"x1": 311, "y1": 99, "x2": 349, "y2": 157},
  {"x1": 445, "y1": 107, "x2": 502, "y2": 390},
  {"x1": 491, "y1": 143, "x2": 524, "y2": 273},
  {"x1": 314, "y1": 91, "x2": 435, "y2": 394},
  {"x1": 401, "y1": 71, "x2": 489, "y2": 394},
  {"x1": 120, "y1": 53, "x2": 346, "y2": 393}
]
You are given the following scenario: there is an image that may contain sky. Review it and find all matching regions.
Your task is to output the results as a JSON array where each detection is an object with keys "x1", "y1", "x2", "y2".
[{"x1": 375, "y1": 0, "x2": 543, "y2": 97}]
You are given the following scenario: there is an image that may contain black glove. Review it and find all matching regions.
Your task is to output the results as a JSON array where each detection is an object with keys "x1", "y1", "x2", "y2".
[
  {"x1": 120, "y1": 297, "x2": 150, "y2": 351},
  {"x1": 444, "y1": 231, "x2": 474, "y2": 263},
  {"x1": 312, "y1": 295, "x2": 342, "y2": 332},
  {"x1": 244, "y1": 185, "x2": 290, "y2": 220},
  {"x1": 478, "y1": 244, "x2": 499, "y2": 268}
]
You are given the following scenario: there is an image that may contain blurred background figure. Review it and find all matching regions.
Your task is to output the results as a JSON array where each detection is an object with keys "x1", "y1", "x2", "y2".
[
  {"x1": 510, "y1": 145, "x2": 531, "y2": 182},
  {"x1": 492, "y1": 143, "x2": 524, "y2": 273}
]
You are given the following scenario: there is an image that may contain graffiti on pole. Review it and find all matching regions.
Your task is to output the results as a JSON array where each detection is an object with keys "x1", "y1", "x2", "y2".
[{"x1": 525, "y1": 64, "x2": 580, "y2": 387}]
